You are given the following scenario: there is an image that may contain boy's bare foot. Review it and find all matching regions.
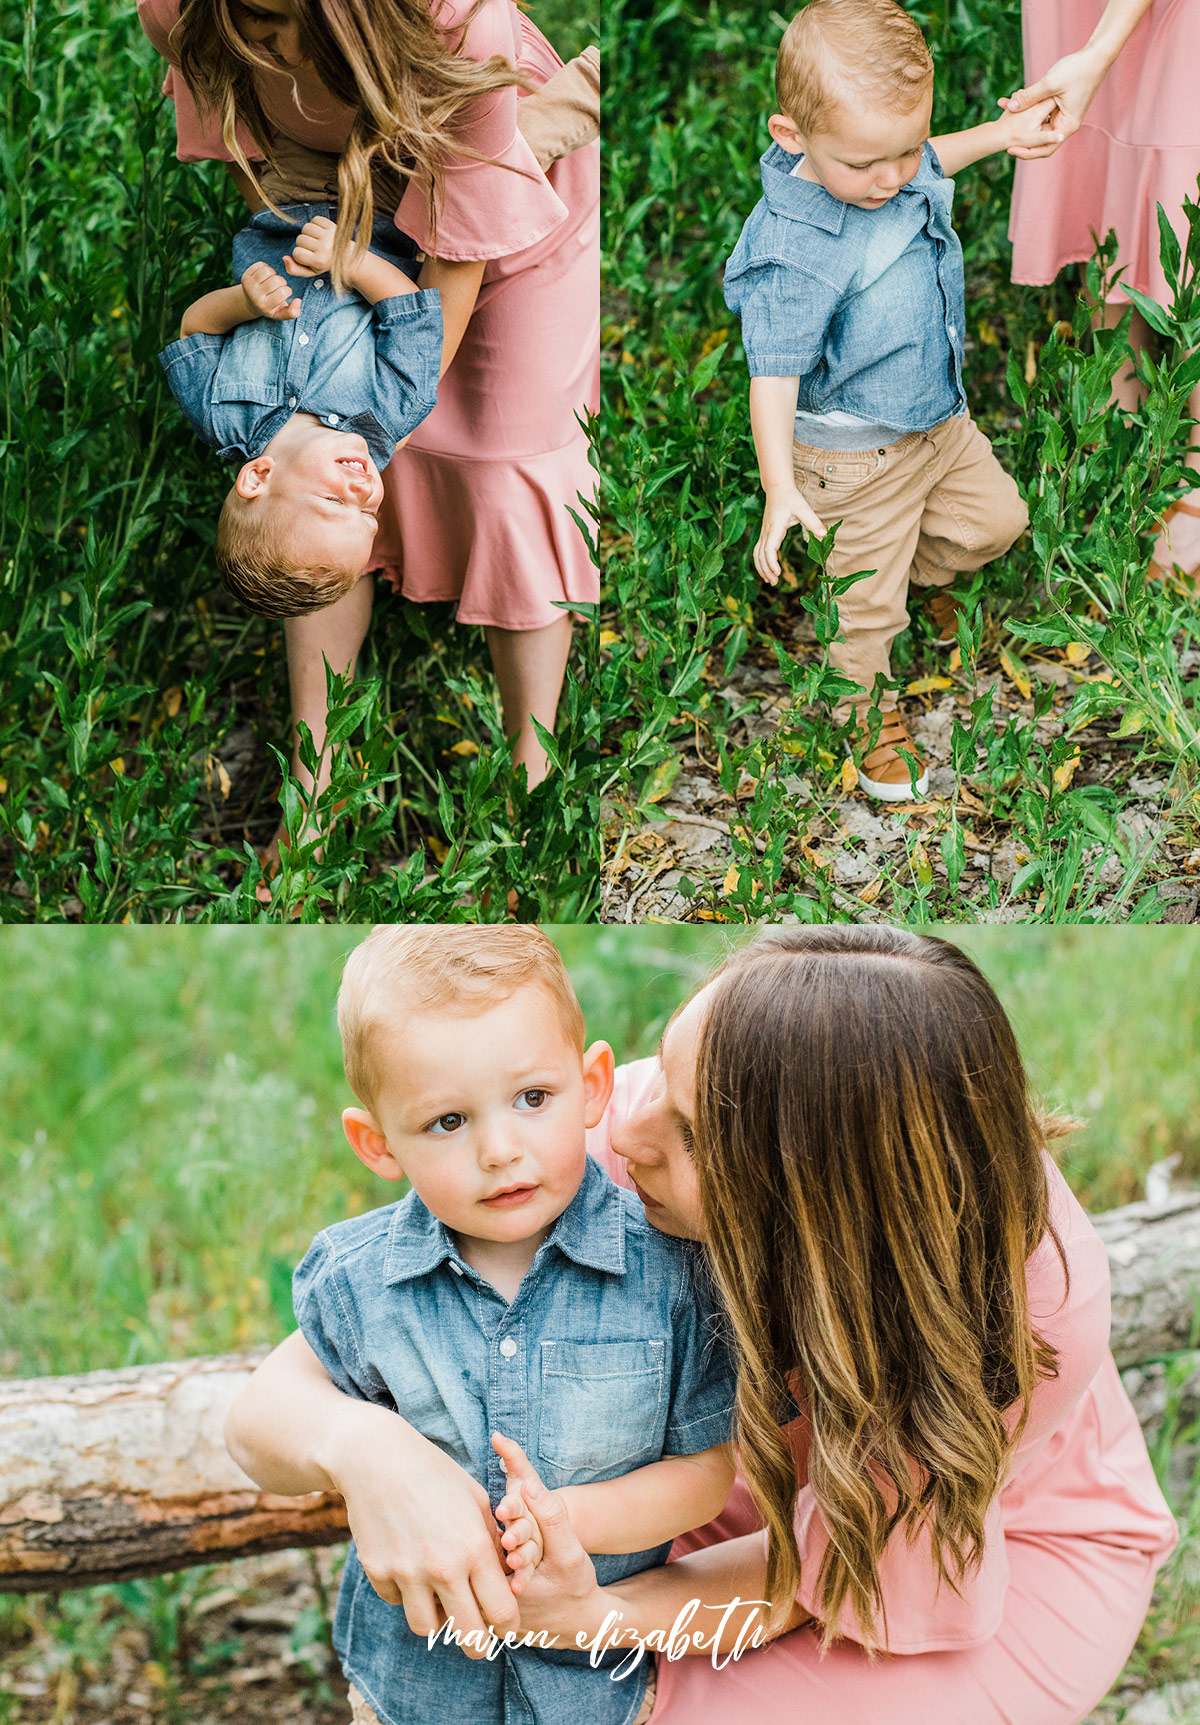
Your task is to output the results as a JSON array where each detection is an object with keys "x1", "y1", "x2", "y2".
[
  {"x1": 1148, "y1": 494, "x2": 1200, "y2": 583},
  {"x1": 923, "y1": 588, "x2": 966, "y2": 645},
  {"x1": 852, "y1": 712, "x2": 929, "y2": 802}
]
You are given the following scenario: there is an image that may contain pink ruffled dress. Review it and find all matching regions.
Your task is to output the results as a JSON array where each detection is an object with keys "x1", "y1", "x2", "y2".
[
  {"x1": 587, "y1": 1059, "x2": 1179, "y2": 1725},
  {"x1": 138, "y1": 0, "x2": 599, "y2": 630},
  {"x1": 1009, "y1": 0, "x2": 1200, "y2": 306}
]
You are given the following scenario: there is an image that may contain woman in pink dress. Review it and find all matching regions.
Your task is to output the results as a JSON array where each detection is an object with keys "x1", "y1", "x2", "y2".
[
  {"x1": 138, "y1": 0, "x2": 599, "y2": 825},
  {"x1": 1004, "y1": 0, "x2": 1200, "y2": 576},
  {"x1": 224, "y1": 928, "x2": 1177, "y2": 1725}
]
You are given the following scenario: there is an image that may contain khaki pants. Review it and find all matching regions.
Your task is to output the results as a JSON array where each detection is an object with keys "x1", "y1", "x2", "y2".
[
  {"x1": 792, "y1": 411, "x2": 1028, "y2": 718},
  {"x1": 349, "y1": 1664, "x2": 656, "y2": 1723}
]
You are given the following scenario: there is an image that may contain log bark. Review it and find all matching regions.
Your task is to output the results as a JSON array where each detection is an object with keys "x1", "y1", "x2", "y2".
[
  {"x1": 1, "y1": 1195, "x2": 1197, "y2": 1594},
  {"x1": 0, "y1": 1353, "x2": 347, "y2": 1592}
]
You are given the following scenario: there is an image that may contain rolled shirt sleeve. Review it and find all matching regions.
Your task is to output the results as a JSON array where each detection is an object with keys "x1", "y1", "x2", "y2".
[
  {"x1": 661, "y1": 1254, "x2": 738, "y2": 1457},
  {"x1": 723, "y1": 249, "x2": 842, "y2": 380},
  {"x1": 156, "y1": 333, "x2": 224, "y2": 448},
  {"x1": 293, "y1": 1232, "x2": 393, "y2": 1406},
  {"x1": 369, "y1": 288, "x2": 445, "y2": 438}
]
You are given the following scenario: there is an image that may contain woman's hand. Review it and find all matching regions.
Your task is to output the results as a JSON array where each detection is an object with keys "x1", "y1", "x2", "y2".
[
  {"x1": 998, "y1": 45, "x2": 1109, "y2": 158},
  {"x1": 992, "y1": 96, "x2": 1063, "y2": 160},
  {"x1": 325, "y1": 1405, "x2": 521, "y2": 1654},
  {"x1": 225, "y1": 1333, "x2": 519, "y2": 1656}
]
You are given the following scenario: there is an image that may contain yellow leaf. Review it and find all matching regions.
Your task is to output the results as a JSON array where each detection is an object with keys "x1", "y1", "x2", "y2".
[
  {"x1": 699, "y1": 328, "x2": 728, "y2": 359},
  {"x1": 142, "y1": 1662, "x2": 167, "y2": 1690},
  {"x1": 163, "y1": 686, "x2": 183, "y2": 717},
  {"x1": 912, "y1": 841, "x2": 933, "y2": 885},
  {"x1": 427, "y1": 835, "x2": 449, "y2": 863},
  {"x1": 644, "y1": 757, "x2": 680, "y2": 804},
  {"x1": 1052, "y1": 749, "x2": 1081, "y2": 793},
  {"x1": 840, "y1": 758, "x2": 858, "y2": 794},
  {"x1": 599, "y1": 630, "x2": 621, "y2": 648},
  {"x1": 858, "y1": 877, "x2": 882, "y2": 905},
  {"x1": 216, "y1": 760, "x2": 231, "y2": 800},
  {"x1": 1024, "y1": 339, "x2": 1037, "y2": 384},
  {"x1": 947, "y1": 647, "x2": 962, "y2": 672},
  {"x1": 0, "y1": 776, "x2": 6, "y2": 795},
  {"x1": 905, "y1": 675, "x2": 954, "y2": 696},
  {"x1": 1064, "y1": 641, "x2": 1091, "y2": 666},
  {"x1": 722, "y1": 861, "x2": 741, "y2": 896},
  {"x1": 1115, "y1": 706, "x2": 1147, "y2": 738},
  {"x1": 109, "y1": 757, "x2": 125, "y2": 777},
  {"x1": 450, "y1": 740, "x2": 479, "y2": 756},
  {"x1": 999, "y1": 648, "x2": 1032, "y2": 700},
  {"x1": 977, "y1": 319, "x2": 999, "y2": 346}
]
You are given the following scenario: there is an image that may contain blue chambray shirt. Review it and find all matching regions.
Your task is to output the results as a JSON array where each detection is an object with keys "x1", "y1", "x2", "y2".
[
  {"x1": 723, "y1": 143, "x2": 967, "y2": 432},
  {"x1": 157, "y1": 204, "x2": 442, "y2": 469},
  {"x1": 293, "y1": 1153, "x2": 737, "y2": 1725}
]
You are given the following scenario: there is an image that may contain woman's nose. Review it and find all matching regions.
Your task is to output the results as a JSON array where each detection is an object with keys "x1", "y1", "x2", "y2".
[{"x1": 611, "y1": 1102, "x2": 662, "y2": 1165}]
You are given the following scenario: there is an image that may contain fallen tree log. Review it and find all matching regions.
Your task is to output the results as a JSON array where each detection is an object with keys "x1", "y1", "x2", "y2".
[{"x1": 1, "y1": 1196, "x2": 1198, "y2": 1594}]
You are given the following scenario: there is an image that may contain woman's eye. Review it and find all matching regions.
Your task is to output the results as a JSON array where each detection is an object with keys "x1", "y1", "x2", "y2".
[
  {"x1": 680, "y1": 1121, "x2": 697, "y2": 1159},
  {"x1": 516, "y1": 1089, "x2": 549, "y2": 1111},
  {"x1": 428, "y1": 1112, "x2": 466, "y2": 1135}
]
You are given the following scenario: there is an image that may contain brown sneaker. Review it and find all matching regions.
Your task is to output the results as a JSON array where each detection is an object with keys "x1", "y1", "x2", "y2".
[
  {"x1": 924, "y1": 588, "x2": 966, "y2": 645},
  {"x1": 852, "y1": 712, "x2": 929, "y2": 802}
]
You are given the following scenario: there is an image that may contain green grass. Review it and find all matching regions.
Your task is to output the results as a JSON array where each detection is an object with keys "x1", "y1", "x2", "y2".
[{"x1": 601, "y1": 0, "x2": 1200, "y2": 924}]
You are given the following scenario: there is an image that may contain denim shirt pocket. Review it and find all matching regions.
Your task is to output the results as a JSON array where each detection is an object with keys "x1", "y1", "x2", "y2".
[
  {"x1": 537, "y1": 1340, "x2": 667, "y2": 1481},
  {"x1": 211, "y1": 323, "x2": 285, "y2": 405}
]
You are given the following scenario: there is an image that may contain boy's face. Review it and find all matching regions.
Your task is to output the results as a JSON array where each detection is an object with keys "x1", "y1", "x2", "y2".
[
  {"x1": 344, "y1": 985, "x2": 614, "y2": 1250},
  {"x1": 234, "y1": 420, "x2": 383, "y2": 577},
  {"x1": 770, "y1": 91, "x2": 933, "y2": 209}
]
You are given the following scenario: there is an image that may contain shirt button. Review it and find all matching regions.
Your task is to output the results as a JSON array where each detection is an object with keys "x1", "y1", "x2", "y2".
[
  {"x1": 327, "y1": 413, "x2": 339, "y2": 425},
  {"x1": 298, "y1": 333, "x2": 309, "y2": 346},
  {"x1": 288, "y1": 395, "x2": 297, "y2": 408},
  {"x1": 314, "y1": 279, "x2": 324, "y2": 290},
  {"x1": 948, "y1": 325, "x2": 957, "y2": 339},
  {"x1": 499, "y1": 1337, "x2": 517, "y2": 1359},
  {"x1": 449, "y1": 1261, "x2": 463, "y2": 1276}
]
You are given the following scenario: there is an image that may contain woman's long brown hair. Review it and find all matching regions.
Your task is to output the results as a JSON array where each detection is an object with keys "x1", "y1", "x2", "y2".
[
  {"x1": 175, "y1": 0, "x2": 533, "y2": 288},
  {"x1": 694, "y1": 927, "x2": 1068, "y2": 1652}
]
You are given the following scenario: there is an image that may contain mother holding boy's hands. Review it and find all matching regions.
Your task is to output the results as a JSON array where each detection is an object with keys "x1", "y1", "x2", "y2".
[
  {"x1": 227, "y1": 929, "x2": 1176, "y2": 1725},
  {"x1": 138, "y1": 0, "x2": 599, "y2": 814}
]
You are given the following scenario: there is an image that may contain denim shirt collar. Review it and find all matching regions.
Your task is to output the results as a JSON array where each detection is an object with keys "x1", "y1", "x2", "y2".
[
  {"x1": 383, "y1": 1152, "x2": 628, "y2": 1286},
  {"x1": 758, "y1": 139, "x2": 946, "y2": 232}
]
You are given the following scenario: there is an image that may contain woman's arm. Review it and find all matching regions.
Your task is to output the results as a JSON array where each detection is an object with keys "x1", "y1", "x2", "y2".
[
  {"x1": 999, "y1": 0, "x2": 1156, "y2": 159},
  {"x1": 417, "y1": 255, "x2": 486, "y2": 375},
  {"x1": 225, "y1": 1331, "x2": 521, "y2": 1648}
]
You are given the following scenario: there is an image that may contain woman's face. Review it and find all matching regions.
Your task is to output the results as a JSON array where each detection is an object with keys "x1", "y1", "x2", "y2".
[
  {"x1": 230, "y1": 0, "x2": 308, "y2": 68},
  {"x1": 611, "y1": 986, "x2": 711, "y2": 1241}
]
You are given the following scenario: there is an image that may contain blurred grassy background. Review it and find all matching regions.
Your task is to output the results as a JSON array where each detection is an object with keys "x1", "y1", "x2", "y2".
[{"x1": 1, "y1": 926, "x2": 1197, "y2": 1379}]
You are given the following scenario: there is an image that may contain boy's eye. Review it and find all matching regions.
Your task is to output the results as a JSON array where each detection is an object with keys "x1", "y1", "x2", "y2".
[
  {"x1": 428, "y1": 1112, "x2": 466, "y2": 1135},
  {"x1": 515, "y1": 1089, "x2": 549, "y2": 1111}
]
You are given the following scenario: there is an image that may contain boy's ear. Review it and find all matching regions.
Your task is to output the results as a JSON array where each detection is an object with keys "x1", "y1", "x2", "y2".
[
  {"x1": 342, "y1": 1107, "x2": 405, "y2": 1181},
  {"x1": 581, "y1": 1040, "x2": 615, "y2": 1129},
  {"x1": 768, "y1": 112, "x2": 806, "y2": 155},
  {"x1": 234, "y1": 456, "x2": 274, "y2": 500}
]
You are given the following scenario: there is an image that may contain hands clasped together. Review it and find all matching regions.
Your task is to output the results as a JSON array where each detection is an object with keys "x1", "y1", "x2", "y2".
[{"x1": 239, "y1": 215, "x2": 340, "y2": 322}]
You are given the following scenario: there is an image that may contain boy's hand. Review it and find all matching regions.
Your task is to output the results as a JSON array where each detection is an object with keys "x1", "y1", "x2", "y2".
[
  {"x1": 285, "y1": 215, "x2": 338, "y2": 278},
  {"x1": 240, "y1": 261, "x2": 302, "y2": 320},
  {"x1": 755, "y1": 483, "x2": 826, "y2": 585},
  {"x1": 492, "y1": 1433, "x2": 553, "y2": 1597},
  {"x1": 994, "y1": 94, "x2": 1063, "y2": 160}
]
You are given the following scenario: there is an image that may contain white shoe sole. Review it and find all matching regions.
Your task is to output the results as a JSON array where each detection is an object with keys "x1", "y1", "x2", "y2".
[{"x1": 856, "y1": 763, "x2": 929, "y2": 802}]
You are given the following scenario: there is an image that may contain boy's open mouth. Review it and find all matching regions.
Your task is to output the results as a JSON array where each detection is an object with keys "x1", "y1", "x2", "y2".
[
  {"x1": 335, "y1": 456, "x2": 370, "y2": 475},
  {"x1": 480, "y1": 1183, "x2": 539, "y2": 1208}
]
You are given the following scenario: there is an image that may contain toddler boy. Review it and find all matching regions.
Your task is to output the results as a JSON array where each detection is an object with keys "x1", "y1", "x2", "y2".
[
  {"x1": 159, "y1": 210, "x2": 442, "y2": 619},
  {"x1": 293, "y1": 926, "x2": 736, "y2": 1725},
  {"x1": 725, "y1": 0, "x2": 1058, "y2": 798}
]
